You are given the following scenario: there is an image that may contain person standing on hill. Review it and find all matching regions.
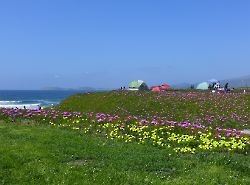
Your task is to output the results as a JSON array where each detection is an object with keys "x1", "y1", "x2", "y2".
[{"x1": 225, "y1": 83, "x2": 228, "y2": 89}]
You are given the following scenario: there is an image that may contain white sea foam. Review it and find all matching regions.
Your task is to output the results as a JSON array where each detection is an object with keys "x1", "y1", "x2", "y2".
[
  {"x1": 0, "y1": 101, "x2": 22, "y2": 105},
  {"x1": 0, "y1": 104, "x2": 40, "y2": 109},
  {"x1": 0, "y1": 98, "x2": 60, "y2": 109}
]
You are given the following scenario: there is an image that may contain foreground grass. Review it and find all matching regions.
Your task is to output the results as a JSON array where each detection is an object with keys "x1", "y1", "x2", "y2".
[{"x1": 0, "y1": 122, "x2": 249, "y2": 185}]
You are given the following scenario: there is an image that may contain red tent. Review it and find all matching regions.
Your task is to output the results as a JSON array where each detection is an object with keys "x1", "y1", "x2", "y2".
[
  {"x1": 160, "y1": 84, "x2": 170, "y2": 90},
  {"x1": 151, "y1": 86, "x2": 162, "y2": 92}
]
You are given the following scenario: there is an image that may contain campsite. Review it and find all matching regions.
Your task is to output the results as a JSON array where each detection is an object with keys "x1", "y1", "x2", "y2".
[{"x1": 127, "y1": 78, "x2": 234, "y2": 93}]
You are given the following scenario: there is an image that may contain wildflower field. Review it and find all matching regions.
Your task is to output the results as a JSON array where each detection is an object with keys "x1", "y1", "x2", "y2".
[
  {"x1": 59, "y1": 91, "x2": 250, "y2": 153},
  {"x1": 0, "y1": 91, "x2": 249, "y2": 184}
]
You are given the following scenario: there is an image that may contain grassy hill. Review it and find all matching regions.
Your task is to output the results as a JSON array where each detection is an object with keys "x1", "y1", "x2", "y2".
[
  {"x1": 58, "y1": 91, "x2": 250, "y2": 129},
  {"x1": 0, "y1": 90, "x2": 249, "y2": 184}
]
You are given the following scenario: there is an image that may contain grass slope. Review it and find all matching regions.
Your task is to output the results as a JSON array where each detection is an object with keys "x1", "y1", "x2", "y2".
[
  {"x1": 58, "y1": 91, "x2": 149, "y2": 115},
  {"x1": 1, "y1": 91, "x2": 249, "y2": 184},
  {"x1": 0, "y1": 122, "x2": 250, "y2": 185},
  {"x1": 57, "y1": 91, "x2": 202, "y2": 119},
  {"x1": 58, "y1": 91, "x2": 250, "y2": 129}
]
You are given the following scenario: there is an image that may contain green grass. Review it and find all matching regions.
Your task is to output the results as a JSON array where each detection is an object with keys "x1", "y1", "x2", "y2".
[
  {"x1": 0, "y1": 91, "x2": 249, "y2": 184},
  {"x1": 58, "y1": 91, "x2": 249, "y2": 129},
  {"x1": 58, "y1": 91, "x2": 150, "y2": 115},
  {"x1": 0, "y1": 122, "x2": 249, "y2": 185},
  {"x1": 58, "y1": 91, "x2": 188, "y2": 116}
]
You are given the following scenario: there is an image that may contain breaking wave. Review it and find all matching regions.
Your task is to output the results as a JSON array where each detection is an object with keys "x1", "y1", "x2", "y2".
[{"x1": 0, "y1": 100, "x2": 60, "y2": 109}]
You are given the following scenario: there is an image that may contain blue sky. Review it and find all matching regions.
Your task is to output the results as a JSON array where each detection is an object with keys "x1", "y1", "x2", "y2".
[{"x1": 0, "y1": 0, "x2": 249, "y2": 89}]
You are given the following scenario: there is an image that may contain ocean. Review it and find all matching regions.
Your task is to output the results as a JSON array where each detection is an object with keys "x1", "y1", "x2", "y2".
[{"x1": 0, "y1": 90, "x2": 83, "y2": 109}]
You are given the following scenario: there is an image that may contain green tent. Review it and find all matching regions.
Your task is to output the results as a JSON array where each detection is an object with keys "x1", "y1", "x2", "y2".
[
  {"x1": 128, "y1": 80, "x2": 149, "y2": 91},
  {"x1": 196, "y1": 82, "x2": 209, "y2": 90}
]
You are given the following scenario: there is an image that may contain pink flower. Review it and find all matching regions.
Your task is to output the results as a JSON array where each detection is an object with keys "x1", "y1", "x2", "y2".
[{"x1": 217, "y1": 134, "x2": 222, "y2": 138}]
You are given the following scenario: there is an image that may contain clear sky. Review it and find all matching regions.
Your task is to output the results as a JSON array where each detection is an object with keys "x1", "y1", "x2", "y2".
[{"x1": 0, "y1": 0, "x2": 249, "y2": 89}]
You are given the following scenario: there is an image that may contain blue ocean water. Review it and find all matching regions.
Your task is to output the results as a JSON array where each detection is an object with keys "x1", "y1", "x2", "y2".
[{"x1": 0, "y1": 90, "x2": 83, "y2": 109}]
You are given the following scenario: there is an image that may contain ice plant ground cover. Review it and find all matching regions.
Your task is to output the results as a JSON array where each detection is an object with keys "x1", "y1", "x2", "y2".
[
  {"x1": 0, "y1": 107, "x2": 249, "y2": 154},
  {"x1": 0, "y1": 90, "x2": 249, "y2": 184},
  {"x1": 59, "y1": 91, "x2": 249, "y2": 129},
  {"x1": 58, "y1": 91, "x2": 249, "y2": 153},
  {"x1": 0, "y1": 91, "x2": 249, "y2": 154}
]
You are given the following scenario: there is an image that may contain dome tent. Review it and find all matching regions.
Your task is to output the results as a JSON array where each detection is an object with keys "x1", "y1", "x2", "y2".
[
  {"x1": 196, "y1": 82, "x2": 209, "y2": 90},
  {"x1": 128, "y1": 80, "x2": 149, "y2": 91}
]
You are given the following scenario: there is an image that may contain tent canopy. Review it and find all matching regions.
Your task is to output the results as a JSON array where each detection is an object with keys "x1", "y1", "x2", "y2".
[
  {"x1": 161, "y1": 84, "x2": 171, "y2": 90},
  {"x1": 196, "y1": 82, "x2": 209, "y2": 90},
  {"x1": 151, "y1": 84, "x2": 171, "y2": 92},
  {"x1": 128, "y1": 80, "x2": 149, "y2": 91},
  {"x1": 151, "y1": 86, "x2": 161, "y2": 92}
]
